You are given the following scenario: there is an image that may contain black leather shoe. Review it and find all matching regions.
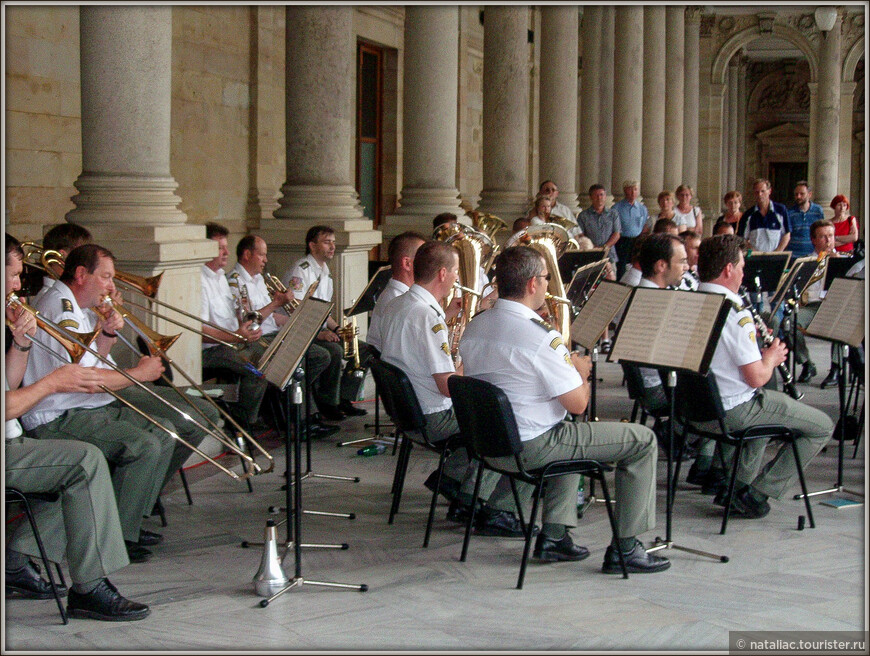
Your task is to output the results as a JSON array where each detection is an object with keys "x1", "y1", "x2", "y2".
[
  {"x1": 138, "y1": 529, "x2": 162, "y2": 547},
  {"x1": 445, "y1": 499, "x2": 474, "y2": 523},
  {"x1": 423, "y1": 471, "x2": 460, "y2": 502},
  {"x1": 820, "y1": 367, "x2": 840, "y2": 389},
  {"x1": 533, "y1": 533, "x2": 590, "y2": 562},
  {"x1": 6, "y1": 561, "x2": 68, "y2": 599},
  {"x1": 67, "y1": 578, "x2": 150, "y2": 622},
  {"x1": 685, "y1": 461, "x2": 709, "y2": 486},
  {"x1": 318, "y1": 405, "x2": 346, "y2": 422},
  {"x1": 701, "y1": 469, "x2": 727, "y2": 496},
  {"x1": 729, "y1": 487, "x2": 771, "y2": 519},
  {"x1": 602, "y1": 540, "x2": 670, "y2": 574},
  {"x1": 474, "y1": 509, "x2": 539, "y2": 539},
  {"x1": 339, "y1": 400, "x2": 367, "y2": 417},
  {"x1": 797, "y1": 362, "x2": 817, "y2": 383},
  {"x1": 305, "y1": 422, "x2": 340, "y2": 439},
  {"x1": 124, "y1": 541, "x2": 152, "y2": 564}
]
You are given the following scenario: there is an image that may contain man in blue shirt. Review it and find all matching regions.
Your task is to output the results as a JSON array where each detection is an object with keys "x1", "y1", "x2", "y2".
[
  {"x1": 613, "y1": 179, "x2": 651, "y2": 279},
  {"x1": 786, "y1": 181, "x2": 825, "y2": 258},
  {"x1": 738, "y1": 178, "x2": 791, "y2": 253}
]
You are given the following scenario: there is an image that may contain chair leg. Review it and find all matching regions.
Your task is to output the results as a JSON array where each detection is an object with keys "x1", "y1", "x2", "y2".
[
  {"x1": 720, "y1": 441, "x2": 744, "y2": 535},
  {"x1": 516, "y1": 481, "x2": 544, "y2": 590},
  {"x1": 508, "y1": 477, "x2": 527, "y2": 533},
  {"x1": 423, "y1": 448, "x2": 449, "y2": 548},
  {"x1": 15, "y1": 493, "x2": 68, "y2": 625},
  {"x1": 790, "y1": 439, "x2": 815, "y2": 529},
  {"x1": 630, "y1": 399, "x2": 639, "y2": 423},
  {"x1": 153, "y1": 496, "x2": 168, "y2": 528},
  {"x1": 388, "y1": 436, "x2": 412, "y2": 524},
  {"x1": 178, "y1": 468, "x2": 193, "y2": 505},
  {"x1": 596, "y1": 471, "x2": 628, "y2": 579},
  {"x1": 460, "y1": 463, "x2": 485, "y2": 562}
]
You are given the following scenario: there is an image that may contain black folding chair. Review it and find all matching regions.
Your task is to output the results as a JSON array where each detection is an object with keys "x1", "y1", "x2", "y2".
[
  {"x1": 369, "y1": 358, "x2": 465, "y2": 547},
  {"x1": 448, "y1": 375, "x2": 627, "y2": 588},
  {"x1": 671, "y1": 371, "x2": 815, "y2": 535},
  {"x1": 5, "y1": 488, "x2": 68, "y2": 624}
]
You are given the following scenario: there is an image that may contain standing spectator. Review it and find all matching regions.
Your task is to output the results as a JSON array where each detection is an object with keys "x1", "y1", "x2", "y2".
[
  {"x1": 787, "y1": 181, "x2": 825, "y2": 258},
  {"x1": 673, "y1": 185, "x2": 705, "y2": 236},
  {"x1": 830, "y1": 194, "x2": 859, "y2": 253},
  {"x1": 612, "y1": 180, "x2": 650, "y2": 279},
  {"x1": 717, "y1": 190, "x2": 743, "y2": 226},
  {"x1": 538, "y1": 180, "x2": 578, "y2": 222},
  {"x1": 656, "y1": 190, "x2": 676, "y2": 221},
  {"x1": 577, "y1": 184, "x2": 621, "y2": 270},
  {"x1": 738, "y1": 178, "x2": 791, "y2": 253}
]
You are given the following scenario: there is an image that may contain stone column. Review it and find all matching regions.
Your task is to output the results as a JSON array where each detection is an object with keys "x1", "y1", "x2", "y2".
[
  {"x1": 641, "y1": 6, "x2": 667, "y2": 202},
  {"x1": 727, "y1": 59, "x2": 739, "y2": 190},
  {"x1": 477, "y1": 6, "x2": 530, "y2": 218},
  {"x1": 263, "y1": 6, "x2": 381, "y2": 323},
  {"x1": 720, "y1": 82, "x2": 731, "y2": 196},
  {"x1": 600, "y1": 6, "x2": 615, "y2": 197},
  {"x1": 814, "y1": 14, "x2": 842, "y2": 216},
  {"x1": 611, "y1": 6, "x2": 643, "y2": 200},
  {"x1": 683, "y1": 6, "x2": 701, "y2": 194},
  {"x1": 735, "y1": 57, "x2": 747, "y2": 197},
  {"x1": 539, "y1": 5, "x2": 580, "y2": 215},
  {"x1": 384, "y1": 6, "x2": 466, "y2": 236},
  {"x1": 579, "y1": 6, "x2": 603, "y2": 205},
  {"x1": 663, "y1": 6, "x2": 685, "y2": 190},
  {"x1": 838, "y1": 81, "x2": 857, "y2": 199},
  {"x1": 67, "y1": 6, "x2": 214, "y2": 378}
]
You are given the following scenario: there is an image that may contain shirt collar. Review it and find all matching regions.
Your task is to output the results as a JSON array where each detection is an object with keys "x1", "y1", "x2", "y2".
[
  {"x1": 409, "y1": 284, "x2": 444, "y2": 318},
  {"x1": 492, "y1": 297, "x2": 542, "y2": 321},
  {"x1": 698, "y1": 281, "x2": 742, "y2": 306},
  {"x1": 306, "y1": 253, "x2": 329, "y2": 277},
  {"x1": 233, "y1": 263, "x2": 258, "y2": 283},
  {"x1": 638, "y1": 277, "x2": 660, "y2": 289},
  {"x1": 202, "y1": 264, "x2": 225, "y2": 279}
]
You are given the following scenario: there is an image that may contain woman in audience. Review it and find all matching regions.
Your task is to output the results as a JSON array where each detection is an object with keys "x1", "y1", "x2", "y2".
[
  {"x1": 717, "y1": 190, "x2": 743, "y2": 226},
  {"x1": 673, "y1": 184, "x2": 704, "y2": 236},
  {"x1": 830, "y1": 194, "x2": 859, "y2": 253}
]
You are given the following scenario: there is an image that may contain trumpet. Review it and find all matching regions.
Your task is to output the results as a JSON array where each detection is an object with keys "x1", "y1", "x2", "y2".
[
  {"x1": 236, "y1": 283, "x2": 262, "y2": 332},
  {"x1": 336, "y1": 315, "x2": 364, "y2": 375},
  {"x1": 94, "y1": 294, "x2": 274, "y2": 474},
  {"x1": 263, "y1": 272, "x2": 299, "y2": 315},
  {"x1": 6, "y1": 292, "x2": 258, "y2": 481}
]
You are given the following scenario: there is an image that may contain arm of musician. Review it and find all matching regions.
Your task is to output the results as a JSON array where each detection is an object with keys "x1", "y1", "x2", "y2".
[
  {"x1": 557, "y1": 352, "x2": 592, "y2": 415},
  {"x1": 444, "y1": 296, "x2": 462, "y2": 321},
  {"x1": 775, "y1": 232, "x2": 791, "y2": 252},
  {"x1": 95, "y1": 308, "x2": 124, "y2": 355},
  {"x1": 201, "y1": 321, "x2": 261, "y2": 345},
  {"x1": 95, "y1": 355, "x2": 165, "y2": 391},
  {"x1": 433, "y1": 371, "x2": 458, "y2": 398},
  {"x1": 6, "y1": 364, "x2": 105, "y2": 418},
  {"x1": 258, "y1": 289, "x2": 294, "y2": 321},
  {"x1": 5, "y1": 303, "x2": 38, "y2": 389},
  {"x1": 740, "y1": 337, "x2": 788, "y2": 389},
  {"x1": 317, "y1": 328, "x2": 340, "y2": 342}
]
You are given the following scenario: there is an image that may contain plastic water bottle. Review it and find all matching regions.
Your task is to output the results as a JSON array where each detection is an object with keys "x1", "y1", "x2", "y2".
[
  {"x1": 357, "y1": 444, "x2": 386, "y2": 457},
  {"x1": 576, "y1": 476, "x2": 586, "y2": 508}
]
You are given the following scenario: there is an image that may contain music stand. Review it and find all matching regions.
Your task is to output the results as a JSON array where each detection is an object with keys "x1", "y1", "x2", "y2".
[
  {"x1": 768, "y1": 255, "x2": 822, "y2": 380},
  {"x1": 257, "y1": 296, "x2": 368, "y2": 604},
  {"x1": 795, "y1": 277, "x2": 865, "y2": 503},
  {"x1": 557, "y1": 248, "x2": 609, "y2": 284},
  {"x1": 743, "y1": 252, "x2": 790, "y2": 299},
  {"x1": 565, "y1": 259, "x2": 611, "y2": 312},
  {"x1": 608, "y1": 287, "x2": 731, "y2": 563},
  {"x1": 823, "y1": 256, "x2": 857, "y2": 291},
  {"x1": 340, "y1": 264, "x2": 396, "y2": 447}
]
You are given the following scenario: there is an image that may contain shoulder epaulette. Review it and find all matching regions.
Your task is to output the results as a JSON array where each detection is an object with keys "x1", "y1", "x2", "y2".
[
  {"x1": 531, "y1": 318, "x2": 551, "y2": 331},
  {"x1": 299, "y1": 261, "x2": 309, "y2": 269},
  {"x1": 61, "y1": 298, "x2": 74, "y2": 313}
]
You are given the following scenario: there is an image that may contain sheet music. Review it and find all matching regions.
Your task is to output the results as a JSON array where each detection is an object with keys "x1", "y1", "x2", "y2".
[
  {"x1": 609, "y1": 288, "x2": 728, "y2": 373},
  {"x1": 805, "y1": 277, "x2": 865, "y2": 348},
  {"x1": 261, "y1": 298, "x2": 334, "y2": 389},
  {"x1": 570, "y1": 280, "x2": 633, "y2": 350}
]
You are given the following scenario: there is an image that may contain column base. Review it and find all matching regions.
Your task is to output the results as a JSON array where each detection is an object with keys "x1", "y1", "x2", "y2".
[
  {"x1": 381, "y1": 187, "x2": 469, "y2": 240},
  {"x1": 66, "y1": 174, "x2": 187, "y2": 225},
  {"x1": 475, "y1": 190, "x2": 531, "y2": 223},
  {"x1": 273, "y1": 184, "x2": 365, "y2": 221}
]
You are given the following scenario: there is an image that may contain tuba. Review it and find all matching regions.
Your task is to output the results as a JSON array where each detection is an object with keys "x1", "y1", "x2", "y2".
[
  {"x1": 470, "y1": 212, "x2": 508, "y2": 273},
  {"x1": 505, "y1": 224, "x2": 573, "y2": 343},
  {"x1": 433, "y1": 223, "x2": 491, "y2": 360}
]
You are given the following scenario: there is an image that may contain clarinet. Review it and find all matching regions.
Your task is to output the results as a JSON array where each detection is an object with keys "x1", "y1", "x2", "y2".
[{"x1": 738, "y1": 286, "x2": 803, "y2": 400}]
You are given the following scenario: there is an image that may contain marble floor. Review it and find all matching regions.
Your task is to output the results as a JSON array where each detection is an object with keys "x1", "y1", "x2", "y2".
[{"x1": 4, "y1": 340, "x2": 866, "y2": 652}]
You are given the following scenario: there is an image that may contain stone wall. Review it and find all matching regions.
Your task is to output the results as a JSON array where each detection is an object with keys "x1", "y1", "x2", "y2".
[{"x1": 5, "y1": 5, "x2": 80, "y2": 241}]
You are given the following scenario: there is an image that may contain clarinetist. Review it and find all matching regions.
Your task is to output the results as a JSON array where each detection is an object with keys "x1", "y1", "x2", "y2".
[{"x1": 695, "y1": 235, "x2": 833, "y2": 519}]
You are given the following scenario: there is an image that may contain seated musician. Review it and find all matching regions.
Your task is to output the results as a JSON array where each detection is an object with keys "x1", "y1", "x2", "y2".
[
  {"x1": 5, "y1": 287, "x2": 149, "y2": 619},
  {"x1": 378, "y1": 240, "x2": 527, "y2": 537},
  {"x1": 695, "y1": 234, "x2": 833, "y2": 518},
  {"x1": 228, "y1": 234, "x2": 334, "y2": 434},
  {"x1": 32, "y1": 222, "x2": 92, "y2": 305},
  {"x1": 281, "y1": 226, "x2": 370, "y2": 420},
  {"x1": 459, "y1": 246, "x2": 669, "y2": 572},
  {"x1": 367, "y1": 231, "x2": 426, "y2": 352},
  {"x1": 678, "y1": 231, "x2": 702, "y2": 292},
  {"x1": 200, "y1": 222, "x2": 268, "y2": 427},
  {"x1": 17, "y1": 240, "x2": 199, "y2": 563}
]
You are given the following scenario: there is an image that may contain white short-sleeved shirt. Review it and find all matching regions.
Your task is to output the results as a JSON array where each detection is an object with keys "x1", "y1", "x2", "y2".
[
  {"x1": 551, "y1": 200, "x2": 578, "y2": 222},
  {"x1": 5, "y1": 379, "x2": 23, "y2": 440},
  {"x1": 283, "y1": 254, "x2": 332, "y2": 303},
  {"x1": 227, "y1": 263, "x2": 279, "y2": 337},
  {"x1": 21, "y1": 280, "x2": 114, "y2": 430},
  {"x1": 530, "y1": 215, "x2": 583, "y2": 240},
  {"x1": 697, "y1": 282, "x2": 761, "y2": 410},
  {"x1": 673, "y1": 205, "x2": 700, "y2": 229},
  {"x1": 460, "y1": 298, "x2": 581, "y2": 440},
  {"x1": 367, "y1": 278, "x2": 409, "y2": 352},
  {"x1": 201, "y1": 265, "x2": 240, "y2": 350},
  {"x1": 32, "y1": 277, "x2": 57, "y2": 306},
  {"x1": 379, "y1": 284, "x2": 455, "y2": 414},
  {"x1": 620, "y1": 266, "x2": 642, "y2": 287}
]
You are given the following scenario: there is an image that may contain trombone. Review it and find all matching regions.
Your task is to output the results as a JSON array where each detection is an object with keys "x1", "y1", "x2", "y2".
[{"x1": 5, "y1": 291, "x2": 257, "y2": 481}]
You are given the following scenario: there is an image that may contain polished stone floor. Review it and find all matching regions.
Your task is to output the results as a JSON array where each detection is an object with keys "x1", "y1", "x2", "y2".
[{"x1": 4, "y1": 340, "x2": 866, "y2": 652}]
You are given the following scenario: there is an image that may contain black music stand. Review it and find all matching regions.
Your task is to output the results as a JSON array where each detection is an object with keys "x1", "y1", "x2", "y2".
[
  {"x1": 795, "y1": 278, "x2": 865, "y2": 504},
  {"x1": 768, "y1": 256, "x2": 821, "y2": 380},
  {"x1": 743, "y1": 252, "x2": 790, "y2": 301},
  {"x1": 254, "y1": 296, "x2": 367, "y2": 605},
  {"x1": 558, "y1": 248, "x2": 609, "y2": 285},
  {"x1": 609, "y1": 287, "x2": 731, "y2": 563},
  {"x1": 342, "y1": 265, "x2": 396, "y2": 447}
]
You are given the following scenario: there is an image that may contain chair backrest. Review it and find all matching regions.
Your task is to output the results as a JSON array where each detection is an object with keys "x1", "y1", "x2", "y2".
[
  {"x1": 620, "y1": 362, "x2": 646, "y2": 402},
  {"x1": 448, "y1": 375, "x2": 524, "y2": 460},
  {"x1": 674, "y1": 370, "x2": 726, "y2": 424},
  {"x1": 369, "y1": 358, "x2": 427, "y2": 434}
]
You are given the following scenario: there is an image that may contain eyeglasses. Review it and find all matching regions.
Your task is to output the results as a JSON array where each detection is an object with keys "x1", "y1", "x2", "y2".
[{"x1": 534, "y1": 274, "x2": 552, "y2": 282}]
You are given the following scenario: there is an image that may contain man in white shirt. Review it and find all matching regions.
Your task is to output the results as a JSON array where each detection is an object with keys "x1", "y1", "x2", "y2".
[
  {"x1": 459, "y1": 246, "x2": 669, "y2": 573},
  {"x1": 200, "y1": 223, "x2": 268, "y2": 426},
  {"x1": 31, "y1": 222, "x2": 92, "y2": 306},
  {"x1": 282, "y1": 226, "x2": 369, "y2": 420},
  {"x1": 695, "y1": 234, "x2": 832, "y2": 518},
  {"x1": 18, "y1": 242, "x2": 176, "y2": 563},
  {"x1": 538, "y1": 179, "x2": 578, "y2": 223},
  {"x1": 367, "y1": 231, "x2": 426, "y2": 352},
  {"x1": 378, "y1": 240, "x2": 525, "y2": 537}
]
